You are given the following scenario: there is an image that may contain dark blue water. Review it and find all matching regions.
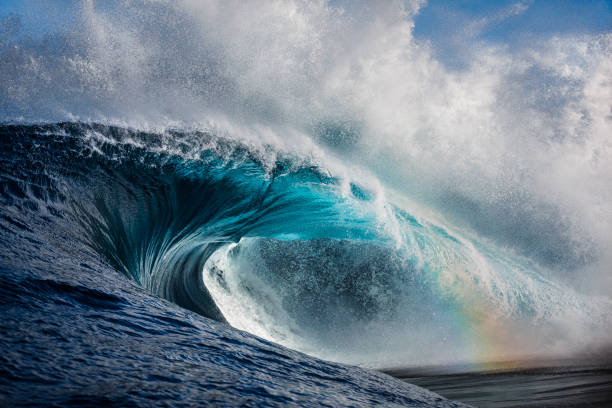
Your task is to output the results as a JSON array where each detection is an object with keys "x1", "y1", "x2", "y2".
[
  {"x1": 386, "y1": 360, "x2": 612, "y2": 408},
  {"x1": 0, "y1": 123, "x2": 468, "y2": 407}
]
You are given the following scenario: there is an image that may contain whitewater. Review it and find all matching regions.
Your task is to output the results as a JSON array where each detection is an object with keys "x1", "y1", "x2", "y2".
[{"x1": 1, "y1": 1, "x2": 611, "y2": 406}]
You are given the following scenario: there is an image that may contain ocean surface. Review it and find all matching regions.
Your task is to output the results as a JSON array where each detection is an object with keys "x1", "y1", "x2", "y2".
[{"x1": 386, "y1": 359, "x2": 612, "y2": 407}]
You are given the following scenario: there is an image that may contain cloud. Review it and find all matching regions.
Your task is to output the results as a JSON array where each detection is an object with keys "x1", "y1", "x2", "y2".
[{"x1": 461, "y1": 0, "x2": 533, "y2": 40}]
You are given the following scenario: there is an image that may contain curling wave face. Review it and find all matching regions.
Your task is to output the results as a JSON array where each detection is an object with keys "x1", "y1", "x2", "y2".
[
  {"x1": 2, "y1": 123, "x2": 609, "y2": 368},
  {"x1": 1, "y1": 122, "x2": 474, "y2": 406}
]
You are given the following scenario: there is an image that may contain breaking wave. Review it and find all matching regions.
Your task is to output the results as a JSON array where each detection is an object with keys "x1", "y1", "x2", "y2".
[{"x1": 2, "y1": 122, "x2": 609, "y2": 367}]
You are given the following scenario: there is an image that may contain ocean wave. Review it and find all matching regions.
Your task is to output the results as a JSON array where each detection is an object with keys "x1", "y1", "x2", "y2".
[{"x1": 2, "y1": 122, "x2": 609, "y2": 367}]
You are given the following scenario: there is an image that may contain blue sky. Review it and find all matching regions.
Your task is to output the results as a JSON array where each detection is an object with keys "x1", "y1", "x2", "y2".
[
  {"x1": 413, "y1": 0, "x2": 612, "y2": 66},
  {"x1": 0, "y1": 0, "x2": 76, "y2": 39},
  {"x1": 415, "y1": 0, "x2": 611, "y2": 40}
]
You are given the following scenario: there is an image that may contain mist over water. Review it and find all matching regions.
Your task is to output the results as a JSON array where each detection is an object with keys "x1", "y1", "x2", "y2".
[{"x1": 1, "y1": 0, "x2": 611, "y2": 367}]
